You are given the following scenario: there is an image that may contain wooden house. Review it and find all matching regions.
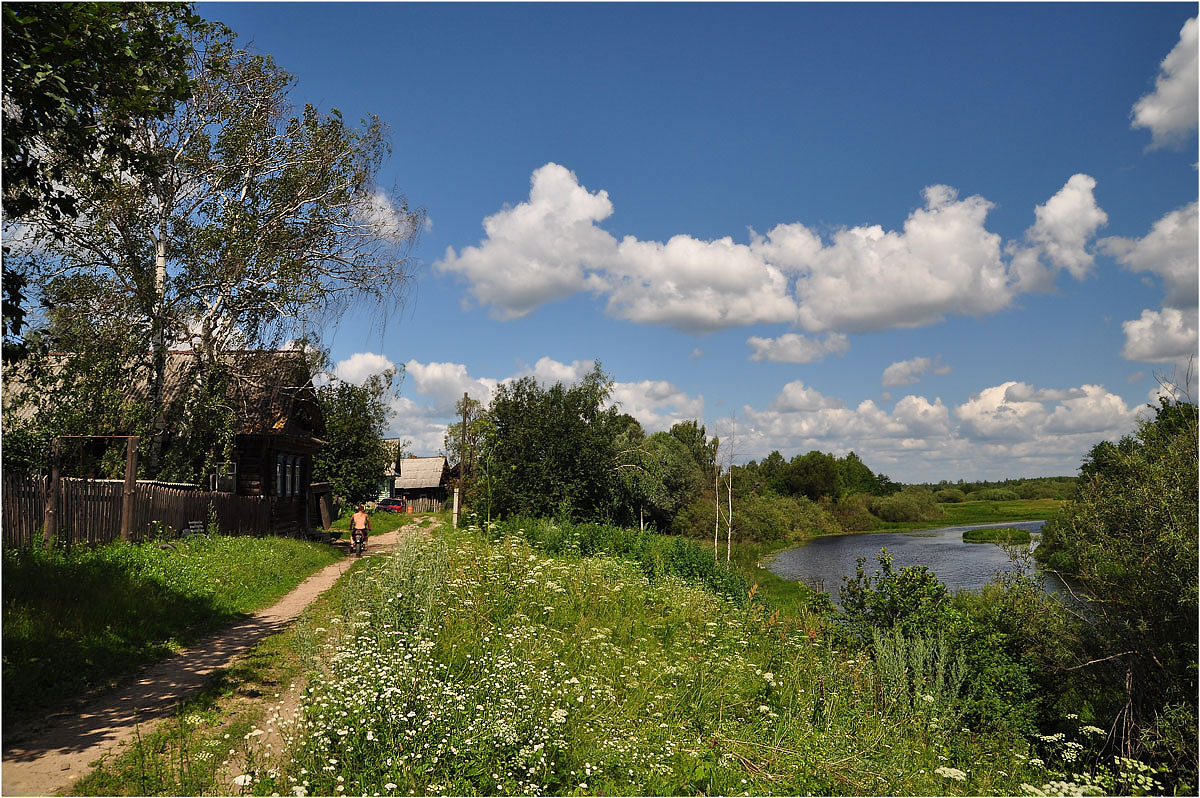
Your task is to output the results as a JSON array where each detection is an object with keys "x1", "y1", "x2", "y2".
[
  {"x1": 196, "y1": 350, "x2": 327, "y2": 535},
  {"x1": 2, "y1": 348, "x2": 328, "y2": 536},
  {"x1": 392, "y1": 456, "x2": 448, "y2": 512}
]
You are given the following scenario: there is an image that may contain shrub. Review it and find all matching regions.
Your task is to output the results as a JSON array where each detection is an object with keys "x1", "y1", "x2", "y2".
[
  {"x1": 966, "y1": 488, "x2": 1021, "y2": 501},
  {"x1": 935, "y1": 488, "x2": 967, "y2": 503},
  {"x1": 483, "y1": 516, "x2": 750, "y2": 604},
  {"x1": 838, "y1": 549, "x2": 963, "y2": 642},
  {"x1": 672, "y1": 489, "x2": 841, "y2": 544},
  {"x1": 1035, "y1": 399, "x2": 1198, "y2": 784},
  {"x1": 824, "y1": 493, "x2": 882, "y2": 531},
  {"x1": 867, "y1": 489, "x2": 944, "y2": 523},
  {"x1": 962, "y1": 527, "x2": 1032, "y2": 544}
]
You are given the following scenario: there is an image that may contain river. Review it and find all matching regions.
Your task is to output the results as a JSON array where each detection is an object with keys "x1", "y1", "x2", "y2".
[{"x1": 764, "y1": 520, "x2": 1066, "y2": 598}]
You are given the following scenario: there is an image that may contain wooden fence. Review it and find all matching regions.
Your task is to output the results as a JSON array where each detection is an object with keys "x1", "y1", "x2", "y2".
[
  {"x1": 403, "y1": 496, "x2": 443, "y2": 514},
  {"x1": 2, "y1": 473, "x2": 272, "y2": 548}
]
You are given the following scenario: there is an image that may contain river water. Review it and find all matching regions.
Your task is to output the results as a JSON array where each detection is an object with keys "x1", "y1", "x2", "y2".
[{"x1": 765, "y1": 520, "x2": 1060, "y2": 598}]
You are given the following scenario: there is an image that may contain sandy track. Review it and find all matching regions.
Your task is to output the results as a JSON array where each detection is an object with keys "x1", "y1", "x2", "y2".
[{"x1": 1, "y1": 527, "x2": 410, "y2": 796}]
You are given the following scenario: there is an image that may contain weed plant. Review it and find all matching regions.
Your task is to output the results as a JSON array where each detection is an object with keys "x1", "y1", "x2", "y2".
[
  {"x1": 3, "y1": 535, "x2": 340, "y2": 726},
  {"x1": 238, "y1": 522, "x2": 1071, "y2": 796}
]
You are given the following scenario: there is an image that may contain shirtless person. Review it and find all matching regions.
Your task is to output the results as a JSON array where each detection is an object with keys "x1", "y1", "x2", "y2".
[{"x1": 350, "y1": 504, "x2": 370, "y2": 553}]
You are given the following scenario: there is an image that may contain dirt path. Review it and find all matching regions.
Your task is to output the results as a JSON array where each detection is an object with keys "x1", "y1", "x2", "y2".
[{"x1": 1, "y1": 526, "x2": 414, "y2": 797}]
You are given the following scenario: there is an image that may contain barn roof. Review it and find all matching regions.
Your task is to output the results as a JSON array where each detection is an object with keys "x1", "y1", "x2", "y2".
[{"x1": 394, "y1": 456, "x2": 446, "y2": 489}]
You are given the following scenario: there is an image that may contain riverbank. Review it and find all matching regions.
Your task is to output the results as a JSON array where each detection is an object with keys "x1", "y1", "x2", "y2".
[{"x1": 733, "y1": 499, "x2": 1064, "y2": 613}]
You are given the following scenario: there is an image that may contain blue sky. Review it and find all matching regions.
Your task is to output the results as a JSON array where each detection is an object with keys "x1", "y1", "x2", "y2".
[{"x1": 200, "y1": 2, "x2": 1198, "y2": 482}]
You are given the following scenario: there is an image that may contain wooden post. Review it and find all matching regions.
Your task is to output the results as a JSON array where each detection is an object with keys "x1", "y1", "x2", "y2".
[
  {"x1": 43, "y1": 438, "x2": 61, "y2": 545},
  {"x1": 120, "y1": 436, "x2": 139, "y2": 541},
  {"x1": 456, "y1": 391, "x2": 468, "y2": 527}
]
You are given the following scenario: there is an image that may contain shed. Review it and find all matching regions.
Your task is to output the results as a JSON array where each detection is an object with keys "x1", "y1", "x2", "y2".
[{"x1": 393, "y1": 456, "x2": 448, "y2": 512}]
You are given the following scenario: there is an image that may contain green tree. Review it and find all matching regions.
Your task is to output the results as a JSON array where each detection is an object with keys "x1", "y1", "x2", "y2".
[
  {"x1": 1036, "y1": 398, "x2": 1198, "y2": 778},
  {"x1": 779, "y1": 450, "x2": 841, "y2": 501},
  {"x1": 312, "y1": 370, "x2": 397, "y2": 505},
  {"x1": 485, "y1": 364, "x2": 621, "y2": 521},
  {"x1": 2, "y1": 3, "x2": 200, "y2": 361},
  {"x1": 443, "y1": 394, "x2": 487, "y2": 486},
  {"x1": 837, "y1": 451, "x2": 877, "y2": 496},
  {"x1": 668, "y1": 419, "x2": 719, "y2": 479},
  {"x1": 11, "y1": 19, "x2": 423, "y2": 477}
]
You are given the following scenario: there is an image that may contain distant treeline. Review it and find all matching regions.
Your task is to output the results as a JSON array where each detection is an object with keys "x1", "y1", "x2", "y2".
[{"x1": 913, "y1": 476, "x2": 1078, "y2": 502}]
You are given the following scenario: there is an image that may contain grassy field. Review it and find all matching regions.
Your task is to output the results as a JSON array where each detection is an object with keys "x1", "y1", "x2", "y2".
[
  {"x1": 878, "y1": 499, "x2": 1065, "y2": 532},
  {"x1": 2, "y1": 535, "x2": 342, "y2": 728},
  {"x1": 962, "y1": 527, "x2": 1033, "y2": 544},
  {"x1": 69, "y1": 518, "x2": 1131, "y2": 796},
  {"x1": 241, "y1": 521, "x2": 1093, "y2": 796}
]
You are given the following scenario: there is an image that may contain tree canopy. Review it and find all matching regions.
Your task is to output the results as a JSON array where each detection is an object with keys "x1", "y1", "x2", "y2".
[
  {"x1": 1037, "y1": 397, "x2": 1198, "y2": 774},
  {"x1": 312, "y1": 370, "x2": 398, "y2": 505},
  {"x1": 2, "y1": 2, "x2": 201, "y2": 360},
  {"x1": 5, "y1": 18, "x2": 423, "y2": 480}
]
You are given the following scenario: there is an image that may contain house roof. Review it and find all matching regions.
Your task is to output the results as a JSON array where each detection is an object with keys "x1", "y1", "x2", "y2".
[
  {"x1": 394, "y1": 456, "x2": 446, "y2": 489},
  {"x1": 3, "y1": 349, "x2": 325, "y2": 441}
]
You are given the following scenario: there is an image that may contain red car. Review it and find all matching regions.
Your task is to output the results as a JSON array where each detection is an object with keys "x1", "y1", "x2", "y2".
[{"x1": 376, "y1": 498, "x2": 407, "y2": 513}]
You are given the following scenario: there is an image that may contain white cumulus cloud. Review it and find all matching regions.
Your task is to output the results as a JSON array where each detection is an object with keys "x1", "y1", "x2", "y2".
[
  {"x1": 438, "y1": 166, "x2": 1110, "y2": 337},
  {"x1": 1101, "y1": 202, "x2": 1199, "y2": 368},
  {"x1": 1120, "y1": 307, "x2": 1198, "y2": 363},
  {"x1": 1010, "y1": 174, "x2": 1108, "y2": 291},
  {"x1": 405, "y1": 360, "x2": 499, "y2": 413},
  {"x1": 1131, "y1": 17, "x2": 1199, "y2": 148},
  {"x1": 882, "y1": 357, "x2": 930, "y2": 388},
  {"x1": 1101, "y1": 201, "x2": 1198, "y2": 309},
  {"x1": 956, "y1": 381, "x2": 1137, "y2": 444},
  {"x1": 334, "y1": 352, "x2": 397, "y2": 385},
  {"x1": 608, "y1": 380, "x2": 705, "y2": 431},
  {"x1": 436, "y1": 163, "x2": 615, "y2": 318},
  {"x1": 747, "y1": 332, "x2": 850, "y2": 363},
  {"x1": 771, "y1": 185, "x2": 1012, "y2": 332}
]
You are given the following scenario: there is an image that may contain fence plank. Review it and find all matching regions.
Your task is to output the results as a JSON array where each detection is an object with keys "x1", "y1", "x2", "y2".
[{"x1": 2, "y1": 476, "x2": 283, "y2": 548}]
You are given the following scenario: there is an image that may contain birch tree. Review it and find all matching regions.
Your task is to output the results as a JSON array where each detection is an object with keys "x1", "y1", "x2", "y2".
[{"x1": 16, "y1": 22, "x2": 423, "y2": 477}]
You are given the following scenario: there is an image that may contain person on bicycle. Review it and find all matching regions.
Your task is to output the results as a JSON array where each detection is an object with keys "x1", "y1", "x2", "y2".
[{"x1": 351, "y1": 504, "x2": 370, "y2": 551}]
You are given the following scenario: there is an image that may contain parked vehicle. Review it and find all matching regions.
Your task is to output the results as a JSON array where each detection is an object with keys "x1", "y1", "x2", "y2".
[{"x1": 376, "y1": 498, "x2": 407, "y2": 513}]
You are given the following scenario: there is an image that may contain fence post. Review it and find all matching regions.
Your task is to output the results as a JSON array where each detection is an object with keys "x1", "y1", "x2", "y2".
[
  {"x1": 43, "y1": 438, "x2": 61, "y2": 545},
  {"x1": 120, "y1": 436, "x2": 139, "y2": 541}
]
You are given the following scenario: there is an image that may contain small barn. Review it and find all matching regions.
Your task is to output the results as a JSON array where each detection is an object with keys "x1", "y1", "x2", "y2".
[{"x1": 393, "y1": 456, "x2": 448, "y2": 512}]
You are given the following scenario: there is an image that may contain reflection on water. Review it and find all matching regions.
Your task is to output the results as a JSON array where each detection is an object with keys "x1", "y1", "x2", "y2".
[{"x1": 766, "y1": 521, "x2": 1071, "y2": 599}]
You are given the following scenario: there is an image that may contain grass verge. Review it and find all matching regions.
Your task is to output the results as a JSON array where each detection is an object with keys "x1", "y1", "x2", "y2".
[
  {"x1": 2, "y1": 535, "x2": 341, "y2": 729},
  {"x1": 962, "y1": 527, "x2": 1033, "y2": 544},
  {"x1": 228, "y1": 521, "x2": 1063, "y2": 796},
  {"x1": 875, "y1": 499, "x2": 1064, "y2": 532}
]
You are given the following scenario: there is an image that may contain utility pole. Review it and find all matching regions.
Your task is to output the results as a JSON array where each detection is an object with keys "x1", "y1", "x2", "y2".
[
  {"x1": 453, "y1": 392, "x2": 467, "y2": 528},
  {"x1": 43, "y1": 438, "x2": 61, "y2": 545},
  {"x1": 120, "y1": 436, "x2": 139, "y2": 541}
]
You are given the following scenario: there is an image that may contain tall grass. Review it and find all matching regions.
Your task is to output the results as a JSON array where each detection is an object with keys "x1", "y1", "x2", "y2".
[
  {"x1": 2, "y1": 535, "x2": 341, "y2": 726},
  {"x1": 236, "y1": 522, "x2": 1055, "y2": 796}
]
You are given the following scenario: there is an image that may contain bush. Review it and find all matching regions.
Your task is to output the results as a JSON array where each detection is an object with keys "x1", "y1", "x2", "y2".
[
  {"x1": 672, "y1": 489, "x2": 841, "y2": 544},
  {"x1": 867, "y1": 489, "x2": 944, "y2": 523},
  {"x1": 935, "y1": 488, "x2": 967, "y2": 503},
  {"x1": 838, "y1": 549, "x2": 963, "y2": 642},
  {"x1": 483, "y1": 516, "x2": 751, "y2": 604},
  {"x1": 824, "y1": 493, "x2": 882, "y2": 531},
  {"x1": 966, "y1": 488, "x2": 1021, "y2": 501},
  {"x1": 1035, "y1": 399, "x2": 1198, "y2": 784},
  {"x1": 962, "y1": 527, "x2": 1032, "y2": 544}
]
